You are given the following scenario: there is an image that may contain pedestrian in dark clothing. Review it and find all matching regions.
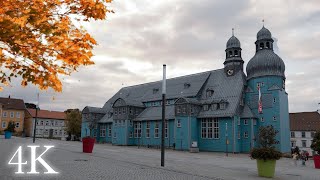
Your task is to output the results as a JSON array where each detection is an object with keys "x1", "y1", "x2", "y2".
[{"x1": 305, "y1": 151, "x2": 309, "y2": 161}]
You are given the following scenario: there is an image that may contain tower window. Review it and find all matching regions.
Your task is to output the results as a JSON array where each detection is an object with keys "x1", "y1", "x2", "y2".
[
  {"x1": 259, "y1": 42, "x2": 264, "y2": 49},
  {"x1": 234, "y1": 50, "x2": 238, "y2": 56},
  {"x1": 229, "y1": 51, "x2": 233, "y2": 57},
  {"x1": 266, "y1": 42, "x2": 270, "y2": 49}
]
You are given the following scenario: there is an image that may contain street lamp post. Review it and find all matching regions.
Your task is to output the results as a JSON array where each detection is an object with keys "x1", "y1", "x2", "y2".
[
  {"x1": 161, "y1": 64, "x2": 166, "y2": 167},
  {"x1": 32, "y1": 93, "x2": 39, "y2": 143},
  {"x1": 226, "y1": 122, "x2": 228, "y2": 157}
]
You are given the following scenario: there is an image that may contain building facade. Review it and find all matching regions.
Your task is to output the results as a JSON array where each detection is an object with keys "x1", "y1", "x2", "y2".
[
  {"x1": 0, "y1": 97, "x2": 30, "y2": 135},
  {"x1": 290, "y1": 111, "x2": 320, "y2": 155},
  {"x1": 25, "y1": 108, "x2": 67, "y2": 138},
  {"x1": 81, "y1": 26, "x2": 290, "y2": 153}
]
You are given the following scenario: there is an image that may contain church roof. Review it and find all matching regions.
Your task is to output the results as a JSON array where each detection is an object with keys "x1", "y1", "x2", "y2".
[
  {"x1": 92, "y1": 68, "x2": 246, "y2": 122},
  {"x1": 257, "y1": 26, "x2": 272, "y2": 40}
]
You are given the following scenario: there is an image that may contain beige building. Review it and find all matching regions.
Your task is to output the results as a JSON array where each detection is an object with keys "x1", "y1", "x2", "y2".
[{"x1": 0, "y1": 97, "x2": 30, "y2": 135}]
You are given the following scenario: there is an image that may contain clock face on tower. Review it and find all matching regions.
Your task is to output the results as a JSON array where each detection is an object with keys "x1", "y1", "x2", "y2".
[{"x1": 227, "y1": 69, "x2": 234, "y2": 76}]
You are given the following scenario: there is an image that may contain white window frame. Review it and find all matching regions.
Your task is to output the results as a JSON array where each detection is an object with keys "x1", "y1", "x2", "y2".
[
  {"x1": 100, "y1": 125, "x2": 106, "y2": 137},
  {"x1": 260, "y1": 117, "x2": 264, "y2": 122},
  {"x1": 177, "y1": 119, "x2": 181, "y2": 128},
  {"x1": 134, "y1": 122, "x2": 141, "y2": 138},
  {"x1": 291, "y1": 131, "x2": 295, "y2": 138},
  {"x1": 244, "y1": 119, "x2": 248, "y2": 125},
  {"x1": 2, "y1": 121, "x2": 6, "y2": 128},
  {"x1": 301, "y1": 131, "x2": 306, "y2": 138},
  {"x1": 244, "y1": 131, "x2": 249, "y2": 138},
  {"x1": 302, "y1": 140, "x2": 307, "y2": 147},
  {"x1": 154, "y1": 121, "x2": 159, "y2": 138},
  {"x1": 129, "y1": 131, "x2": 133, "y2": 138},
  {"x1": 16, "y1": 112, "x2": 21, "y2": 118},
  {"x1": 3, "y1": 111, "x2": 7, "y2": 117},
  {"x1": 201, "y1": 118, "x2": 219, "y2": 139},
  {"x1": 146, "y1": 121, "x2": 150, "y2": 138},
  {"x1": 15, "y1": 122, "x2": 20, "y2": 128},
  {"x1": 10, "y1": 112, "x2": 14, "y2": 118},
  {"x1": 273, "y1": 116, "x2": 276, "y2": 121},
  {"x1": 177, "y1": 107, "x2": 181, "y2": 113},
  {"x1": 253, "y1": 119, "x2": 257, "y2": 126},
  {"x1": 108, "y1": 125, "x2": 112, "y2": 137}
]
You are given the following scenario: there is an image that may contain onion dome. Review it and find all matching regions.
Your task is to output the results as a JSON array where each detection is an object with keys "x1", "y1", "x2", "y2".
[
  {"x1": 246, "y1": 26, "x2": 285, "y2": 80},
  {"x1": 226, "y1": 35, "x2": 241, "y2": 49},
  {"x1": 257, "y1": 26, "x2": 272, "y2": 40}
]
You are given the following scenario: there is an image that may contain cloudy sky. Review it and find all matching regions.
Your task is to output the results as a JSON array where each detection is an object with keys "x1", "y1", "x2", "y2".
[{"x1": 1, "y1": 0, "x2": 320, "y2": 113}]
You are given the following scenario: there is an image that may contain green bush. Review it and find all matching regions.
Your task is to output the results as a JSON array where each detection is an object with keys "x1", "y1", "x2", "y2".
[
  {"x1": 251, "y1": 147, "x2": 282, "y2": 161},
  {"x1": 250, "y1": 125, "x2": 282, "y2": 160},
  {"x1": 311, "y1": 131, "x2": 320, "y2": 154},
  {"x1": 4, "y1": 121, "x2": 15, "y2": 133}
]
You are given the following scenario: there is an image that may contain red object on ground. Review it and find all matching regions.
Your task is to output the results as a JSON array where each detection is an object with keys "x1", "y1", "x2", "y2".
[
  {"x1": 82, "y1": 137, "x2": 95, "y2": 153},
  {"x1": 314, "y1": 155, "x2": 320, "y2": 169}
]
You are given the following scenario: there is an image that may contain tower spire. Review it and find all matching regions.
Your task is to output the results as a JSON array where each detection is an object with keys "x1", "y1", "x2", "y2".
[
  {"x1": 232, "y1": 28, "x2": 234, "y2": 36},
  {"x1": 262, "y1": 19, "x2": 265, "y2": 27}
]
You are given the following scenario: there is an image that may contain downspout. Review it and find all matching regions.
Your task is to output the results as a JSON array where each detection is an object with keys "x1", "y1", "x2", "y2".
[{"x1": 233, "y1": 116, "x2": 236, "y2": 153}]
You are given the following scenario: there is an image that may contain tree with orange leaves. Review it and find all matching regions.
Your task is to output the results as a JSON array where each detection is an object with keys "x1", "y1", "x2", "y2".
[{"x1": 0, "y1": 0, "x2": 113, "y2": 92}]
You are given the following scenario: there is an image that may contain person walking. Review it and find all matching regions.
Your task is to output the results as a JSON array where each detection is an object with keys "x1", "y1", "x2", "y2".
[
  {"x1": 292, "y1": 152, "x2": 298, "y2": 166},
  {"x1": 306, "y1": 151, "x2": 309, "y2": 161}
]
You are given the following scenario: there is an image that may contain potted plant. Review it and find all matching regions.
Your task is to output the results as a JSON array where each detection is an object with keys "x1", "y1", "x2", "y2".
[
  {"x1": 82, "y1": 117, "x2": 98, "y2": 153},
  {"x1": 250, "y1": 125, "x2": 282, "y2": 178},
  {"x1": 4, "y1": 121, "x2": 15, "y2": 139},
  {"x1": 310, "y1": 131, "x2": 320, "y2": 169}
]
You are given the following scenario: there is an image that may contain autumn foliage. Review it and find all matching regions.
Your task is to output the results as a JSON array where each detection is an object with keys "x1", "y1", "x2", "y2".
[{"x1": 0, "y1": 0, "x2": 113, "y2": 91}]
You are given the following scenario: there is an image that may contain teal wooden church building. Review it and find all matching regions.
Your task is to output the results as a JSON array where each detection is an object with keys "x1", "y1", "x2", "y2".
[{"x1": 81, "y1": 26, "x2": 290, "y2": 153}]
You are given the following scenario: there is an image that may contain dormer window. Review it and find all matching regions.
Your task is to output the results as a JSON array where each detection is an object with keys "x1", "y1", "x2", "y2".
[
  {"x1": 220, "y1": 102, "x2": 227, "y2": 110},
  {"x1": 211, "y1": 103, "x2": 217, "y2": 110},
  {"x1": 184, "y1": 83, "x2": 191, "y2": 89},
  {"x1": 206, "y1": 89, "x2": 214, "y2": 98},
  {"x1": 203, "y1": 105, "x2": 209, "y2": 111},
  {"x1": 153, "y1": 88, "x2": 159, "y2": 94}
]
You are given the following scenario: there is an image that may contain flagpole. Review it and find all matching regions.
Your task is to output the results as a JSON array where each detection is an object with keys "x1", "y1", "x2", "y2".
[{"x1": 161, "y1": 64, "x2": 166, "y2": 167}]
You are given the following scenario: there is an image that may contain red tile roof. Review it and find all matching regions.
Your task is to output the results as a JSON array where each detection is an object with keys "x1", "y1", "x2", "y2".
[
  {"x1": 290, "y1": 111, "x2": 320, "y2": 131},
  {"x1": 0, "y1": 97, "x2": 26, "y2": 110},
  {"x1": 27, "y1": 108, "x2": 66, "y2": 120}
]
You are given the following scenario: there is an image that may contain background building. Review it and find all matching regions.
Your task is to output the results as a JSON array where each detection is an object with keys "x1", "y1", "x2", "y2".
[
  {"x1": 81, "y1": 26, "x2": 290, "y2": 153},
  {"x1": 290, "y1": 111, "x2": 320, "y2": 155},
  {"x1": 25, "y1": 108, "x2": 67, "y2": 138},
  {"x1": 0, "y1": 97, "x2": 30, "y2": 135}
]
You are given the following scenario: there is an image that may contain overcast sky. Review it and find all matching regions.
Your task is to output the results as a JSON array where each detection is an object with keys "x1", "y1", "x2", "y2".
[{"x1": 1, "y1": 0, "x2": 320, "y2": 113}]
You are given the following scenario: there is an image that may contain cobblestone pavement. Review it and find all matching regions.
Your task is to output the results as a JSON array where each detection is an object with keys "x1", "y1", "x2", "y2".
[{"x1": 0, "y1": 136, "x2": 319, "y2": 180}]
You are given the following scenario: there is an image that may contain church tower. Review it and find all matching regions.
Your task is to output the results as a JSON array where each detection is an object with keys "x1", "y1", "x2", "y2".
[
  {"x1": 245, "y1": 26, "x2": 290, "y2": 153},
  {"x1": 224, "y1": 29, "x2": 244, "y2": 76}
]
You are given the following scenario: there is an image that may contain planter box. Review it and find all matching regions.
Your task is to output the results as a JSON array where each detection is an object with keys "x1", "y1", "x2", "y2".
[
  {"x1": 314, "y1": 155, "x2": 320, "y2": 169},
  {"x1": 82, "y1": 137, "x2": 95, "y2": 153},
  {"x1": 257, "y1": 159, "x2": 276, "y2": 178},
  {"x1": 5, "y1": 131, "x2": 12, "y2": 139}
]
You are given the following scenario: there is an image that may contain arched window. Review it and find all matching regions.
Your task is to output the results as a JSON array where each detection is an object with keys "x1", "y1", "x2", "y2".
[
  {"x1": 229, "y1": 51, "x2": 233, "y2": 57},
  {"x1": 266, "y1": 42, "x2": 270, "y2": 49},
  {"x1": 259, "y1": 42, "x2": 264, "y2": 49},
  {"x1": 234, "y1": 50, "x2": 238, "y2": 56}
]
